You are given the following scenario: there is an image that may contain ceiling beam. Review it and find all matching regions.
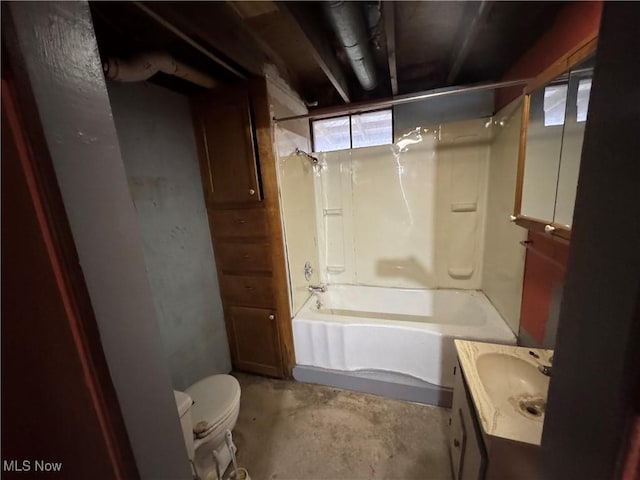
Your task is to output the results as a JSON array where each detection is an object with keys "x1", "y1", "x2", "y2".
[
  {"x1": 446, "y1": 1, "x2": 494, "y2": 85},
  {"x1": 383, "y1": 2, "x2": 398, "y2": 95},
  {"x1": 133, "y1": 2, "x2": 246, "y2": 79},
  {"x1": 135, "y1": 2, "x2": 271, "y2": 79},
  {"x1": 226, "y1": 2, "x2": 301, "y2": 91},
  {"x1": 278, "y1": 2, "x2": 351, "y2": 103}
]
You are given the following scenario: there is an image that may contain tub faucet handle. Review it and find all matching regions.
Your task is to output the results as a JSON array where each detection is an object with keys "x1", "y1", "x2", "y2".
[
  {"x1": 308, "y1": 284, "x2": 327, "y2": 293},
  {"x1": 304, "y1": 261, "x2": 313, "y2": 281},
  {"x1": 530, "y1": 350, "x2": 552, "y2": 377}
]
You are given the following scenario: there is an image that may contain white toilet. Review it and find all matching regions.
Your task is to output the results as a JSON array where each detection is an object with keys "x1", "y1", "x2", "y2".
[{"x1": 174, "y1": 374, "x2": 241, "y2": 480}]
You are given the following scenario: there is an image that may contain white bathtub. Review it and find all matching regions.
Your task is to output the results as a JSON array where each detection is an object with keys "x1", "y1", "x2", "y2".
[{"x1": 293, "y1": 285, "x2": 516, "y2": 390}]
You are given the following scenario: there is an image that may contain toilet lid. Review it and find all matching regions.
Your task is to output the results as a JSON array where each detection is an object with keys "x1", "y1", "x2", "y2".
[
  {"x1": 185, "y1": 375, "x2": 240, "y2": 432},
  {"x1": 174, "y1": 390, "x2": 193, "y2": 418}
]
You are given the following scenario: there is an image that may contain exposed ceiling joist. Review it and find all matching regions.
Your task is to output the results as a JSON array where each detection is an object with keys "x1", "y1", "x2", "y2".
[
  {"x1": 383, "y1": 2, "x2": 398, "y2": 95},
  {"x1": 278, "y1": 2, "x2": 351, "y2": 103},
  {"x1": 447, "y1": 1, "x2": 494, "y2": 85},
  {"x1": 136, "y1": 2, "x2": 277, "y2": 79},
  {"x1": 225, "y1": 2, "x2": 301, "y2": 90},
  {"x1": 133, "y1": 2, "x2": 246, "y2": 79}
]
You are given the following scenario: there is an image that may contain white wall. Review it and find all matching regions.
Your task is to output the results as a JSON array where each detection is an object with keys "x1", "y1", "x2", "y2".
[
  {"x1": 482, "y1": 99, "x2": 528, "y2": 333},
  {"x1": 108, "y1": 82, "x2": 231, "y2": 390},
  {"x1": 314, "y1": 118, "x2": 491, "y2": 289},
  {"x1": 266, "y1": 67, "x2": 320, "y2": 315}
]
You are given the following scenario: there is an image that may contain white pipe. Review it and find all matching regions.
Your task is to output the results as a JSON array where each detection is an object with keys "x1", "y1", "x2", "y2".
[{"x1": 103, "y1": 52, "x2": 217, "y2": 89}]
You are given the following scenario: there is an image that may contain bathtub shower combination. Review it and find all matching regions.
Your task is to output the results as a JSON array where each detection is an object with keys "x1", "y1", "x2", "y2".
[{"x1": 293, "y1": 285, "x2": 516, "y2": 406}]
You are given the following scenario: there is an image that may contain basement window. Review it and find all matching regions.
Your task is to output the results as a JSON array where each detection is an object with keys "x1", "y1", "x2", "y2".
[
  {"x1": 312, "y1": 116, "x2": 351, "y2": 152},
  {"x1": 576, "y1": 78, "x2": 592, "y2": 122},
  {"x1": 543, "y1": 84, "x2": 568, "y2": 127},
  {"x1": 312, "y1": 109, "x2": 393, "y2": 152}
]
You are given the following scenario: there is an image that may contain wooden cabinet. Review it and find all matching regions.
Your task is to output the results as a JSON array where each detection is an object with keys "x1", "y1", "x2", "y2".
[
  {"x1": 219, "y1": 274, "x2": 274, "y2": 308},
  {"x1": 513, "y1": 33, "x2": 597, "y2": 240},
  {"x1": 227, "y1": 306, "x2": 282, "y2": 377},
  {"x1": 450, "y1": 360, "x2": 542, "y2": 480},
  {"x1": 215, "y1": 242, "x2": 272, "y2": 273},
  {"x1": 192, "y1": 85, "x2": 261, "y2": 206},
  {"x1": 192, "y1": 78, "x2": 293, "y2": 379},
  {"x1": 207, "y1": 209, "x2": 269, "y2": 237},
  {"x1": 450, "y1": 362, "x2": 486, "y2": 480}
]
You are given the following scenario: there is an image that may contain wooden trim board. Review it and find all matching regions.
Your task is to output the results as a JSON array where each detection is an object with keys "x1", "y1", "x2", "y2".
[{"x1": 249, "y1": 77, "x2": 295, "y2": 377}]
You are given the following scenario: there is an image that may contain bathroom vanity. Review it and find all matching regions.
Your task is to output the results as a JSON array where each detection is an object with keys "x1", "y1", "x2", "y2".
[{"x1": 449, "y1": 340, "x2": 553, "y2": 480}]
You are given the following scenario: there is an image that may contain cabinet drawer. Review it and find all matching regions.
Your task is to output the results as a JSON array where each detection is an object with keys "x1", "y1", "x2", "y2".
[
  {"x1": 220, "y1": 275, "x2": 274, "y2": 308},
  {"x1": 209, "y1": 209, "x2": 268, "y2": 238},
  {"x1": 216, "y1": 242, "x2": 272, "y2": 273},
  {"x1": 227, "y1": 306, "x2": 281, "y2": 377}
]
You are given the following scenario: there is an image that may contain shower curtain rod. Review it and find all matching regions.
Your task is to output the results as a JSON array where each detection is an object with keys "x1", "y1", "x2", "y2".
[{"x1": 274, "y1": 78, "x2": 531, "y2": 123}]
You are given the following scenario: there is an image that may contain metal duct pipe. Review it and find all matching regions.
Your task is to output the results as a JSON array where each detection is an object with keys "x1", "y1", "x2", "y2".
[
  {"x1": 103, "y1": 52, "x2": 217, "y2": 89},
  {"x1": 324, "y1": 1, "x2": 378, "y2": 91}
]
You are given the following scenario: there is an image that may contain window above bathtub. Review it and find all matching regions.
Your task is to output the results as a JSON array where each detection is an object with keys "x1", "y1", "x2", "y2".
[{"x1": 311, "y1": 109, "x2": 393, "y2": 152}]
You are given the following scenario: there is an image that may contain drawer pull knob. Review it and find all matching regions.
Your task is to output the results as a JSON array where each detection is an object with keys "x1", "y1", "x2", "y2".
[
  {"x1": 249, "y1": 189, "x2": 256, "y2": 195},
  {"x1": 453, "y1": 439, "x2": 460, "y2": 448},
  {"x1": 268, "y1": 314, "x2": 275, "y2": 320},
  {"x1": 244, "y1": 285, "x2": 254, "y2": 290},
  {"x1": 237, "y1": 219, "x2": 246, "y2": 224}
]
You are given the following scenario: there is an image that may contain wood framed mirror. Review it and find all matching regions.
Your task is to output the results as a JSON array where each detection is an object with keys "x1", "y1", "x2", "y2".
[{"x1": 513, "y1": 33, "x2": 598, "y2": 240}]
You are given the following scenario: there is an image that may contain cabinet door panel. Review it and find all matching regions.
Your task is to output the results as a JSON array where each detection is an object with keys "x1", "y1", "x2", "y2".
[
  {"x1": 228, "y1": 306, "x2": 281, "y2": 377},
  {"x1": 193, "y1": 87, "x2": 260, "y2": 205},
  {"x1": 450, "y1": 364, "x2": 486, "y2": 480}
]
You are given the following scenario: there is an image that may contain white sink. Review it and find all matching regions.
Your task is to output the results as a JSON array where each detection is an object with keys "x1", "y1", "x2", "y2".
[
  {"x1": 455, "y1": 340, "x2": 552, "y2": 445},
  {"x1": 477, "y1": 352, "x2": 548, "y2": 408}
]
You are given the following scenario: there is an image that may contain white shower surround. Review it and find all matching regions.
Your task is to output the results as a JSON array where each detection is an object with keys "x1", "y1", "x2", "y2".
[
  {"x1": 313, "y1": 118, "x2": 492, "y2": 290},
  {"x1": 293, "y1": 285, "x2": 516, "y2": 389}
]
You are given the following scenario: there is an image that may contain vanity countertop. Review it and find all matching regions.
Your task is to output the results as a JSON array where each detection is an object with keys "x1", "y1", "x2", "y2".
[{"x1": 454, "y1": 339, "x2": 553, "y2": 446}]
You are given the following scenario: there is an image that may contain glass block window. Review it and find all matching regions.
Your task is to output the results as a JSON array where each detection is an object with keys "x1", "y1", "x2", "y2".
[
  {"x1": 576, "y1": 78, "x2": 592, "y2": 122},
  {"x1": 543, "y1": 84, "x2": 568, "y2": 127},
  {"x1": 312, "y1": 109, "x2": 392, "y2": 152}
]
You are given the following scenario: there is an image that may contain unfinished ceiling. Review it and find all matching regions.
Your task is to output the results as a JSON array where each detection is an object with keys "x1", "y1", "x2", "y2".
[{"x1": 91, "y1": 1, "x2": 564, "y2": 110}]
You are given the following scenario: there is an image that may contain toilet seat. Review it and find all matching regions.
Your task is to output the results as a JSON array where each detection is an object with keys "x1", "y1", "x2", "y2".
[{"x1": 185, "y1": 375, "x2": 241, "y2": 440}]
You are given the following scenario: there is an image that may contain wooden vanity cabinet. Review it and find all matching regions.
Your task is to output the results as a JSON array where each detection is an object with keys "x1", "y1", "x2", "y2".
[
  {"x1": 191, "y1": 79, "x2": 293, "y2": 378},
  {"x1": 450, "y1": 361, "x2": 487, "y2": 480},
  {"x1": 450, "y1": 360, "x2": 542, "y2": 480}
]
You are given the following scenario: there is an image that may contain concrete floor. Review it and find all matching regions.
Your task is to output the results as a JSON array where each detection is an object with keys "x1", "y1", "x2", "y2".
[{"x1": 231, "y1": 372, "x2": 453, "y2": 480}]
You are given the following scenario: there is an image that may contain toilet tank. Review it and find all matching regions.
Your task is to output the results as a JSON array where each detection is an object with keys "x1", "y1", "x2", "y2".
[{"x1": 174, "y1": 390, "x2": 195, "y2": 459}]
